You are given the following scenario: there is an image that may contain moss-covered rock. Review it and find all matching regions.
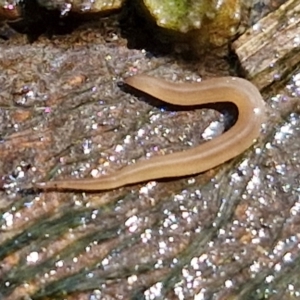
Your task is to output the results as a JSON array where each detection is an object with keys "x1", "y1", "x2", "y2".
[
  {"x1": 142, "y1": 0, "x2": 242, "y2": 47},
  {"x1": 0, "y1": 0, "x2": 245, "y2": 49}
]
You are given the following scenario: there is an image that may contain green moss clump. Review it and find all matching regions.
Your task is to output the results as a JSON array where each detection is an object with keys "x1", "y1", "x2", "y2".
[
  {"x1": 143, "y1": 0, "x2": 242, "y2": 47},
  {"x1": 143, "y1": 0, "x2": 212, "y2": 32}
]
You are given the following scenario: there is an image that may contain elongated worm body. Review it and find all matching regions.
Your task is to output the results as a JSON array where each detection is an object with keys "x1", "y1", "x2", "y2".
[{"x1": 36, "y1": 75, "x2": 265, "y2": 191}]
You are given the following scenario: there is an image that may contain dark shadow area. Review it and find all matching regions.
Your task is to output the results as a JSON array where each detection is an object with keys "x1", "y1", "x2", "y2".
[
  {"x1": 3, "y1": 0, "x2": 120, "y2": 42},
  {"x1": 7, "y1": 0, "x2": 83, "y2": 42},
  {"x1": 119, "y1": 0, "x2": 187, "y2": 57}
]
